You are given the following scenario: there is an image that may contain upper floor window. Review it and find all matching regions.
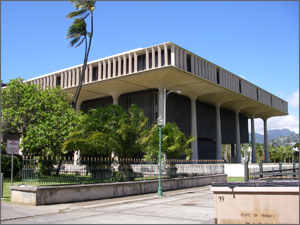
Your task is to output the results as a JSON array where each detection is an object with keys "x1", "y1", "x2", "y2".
[{"x1": 92, "y1": 66, "x2": 98, "y2": 81}]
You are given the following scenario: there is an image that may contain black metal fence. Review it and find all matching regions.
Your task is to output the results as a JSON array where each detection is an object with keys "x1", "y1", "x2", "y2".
[
  {"x1": 22, "y1": 155, "x2": 225, "y2": 186},
  {"x1": 244, "y1": 161, "x2": 299, "y2": 182}
]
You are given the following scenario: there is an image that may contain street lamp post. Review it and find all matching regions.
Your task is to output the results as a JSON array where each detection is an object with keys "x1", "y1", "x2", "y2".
[{"x1": 157, "y1": 116, "x2": 163, "y2": 196}]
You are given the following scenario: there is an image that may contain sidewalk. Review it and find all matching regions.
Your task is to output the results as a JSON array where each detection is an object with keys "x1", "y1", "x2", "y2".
[{"x1": 1, "y1": 185, "x2": 215, "y2": 224}]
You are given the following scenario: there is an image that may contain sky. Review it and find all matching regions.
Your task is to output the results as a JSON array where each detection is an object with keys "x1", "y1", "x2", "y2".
[{"x1": 1, "y1": 1, "x2": 299, "y2": 135}]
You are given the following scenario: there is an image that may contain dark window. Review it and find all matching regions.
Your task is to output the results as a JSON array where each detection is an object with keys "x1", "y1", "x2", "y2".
[
  {"x1": 116, "y1": 61, "x2": 119, "y2": 76},
  {"x1": 138, "y1": 54, "x2": 146, "y2": 71},
  {"x1": 155, "y1": 51, "x2": 158, "y2": 68},
  {"x1": 187, "y1": 56, "x2": 191, "y2": 72},
  {"x1": 92, "y1": 66, "x2": 98, "y2": 81},
  {"x1": 161, "y1": 50, "x2": 164, "y2": 66},
  {"x1": 216, "y1": 68, "x2": 220, "y2": 84},
  {"x1": 168, "y1": 49, "x2": 171, "y2": 65},
  {"x1": 106, "y1": 63, "x2": 108, "y2": 78},
  {"x1": 256, "y1": 88, "x2": 259, "y2": 100},
  {"x1": 149, "y1": 53, "x2": 152, "y2": 69},
  {"x1": 101, "y1": 64, "x2": 104, "y2": 79},
  {"x1": 111, "y1": 62, "x2": 113, "y2": 77},
  {"x1": 56, "y1": 76, "x2": 61, "y2": 86},
  {"x1": 121, "y1": 60, "x2": 123, "y2": 75},
  {"x1": 239, "y1": 80, "x2": 242, "y2": 94},
  {"x1": 132, "y1": 57, "x2": 134, "y2": 73},
  {"x1": 126, "y1": 58, "x2": 129, "y2": 74}
]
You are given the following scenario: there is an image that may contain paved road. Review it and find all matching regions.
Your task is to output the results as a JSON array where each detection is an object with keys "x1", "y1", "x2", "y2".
[{"x1": 1, "y1": 185, "x2": 215, "y2": 224}]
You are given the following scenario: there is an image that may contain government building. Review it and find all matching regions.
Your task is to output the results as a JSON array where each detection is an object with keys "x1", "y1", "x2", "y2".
[{"x1": 26, "y1": 42, "x2": 288, "y2": 163}]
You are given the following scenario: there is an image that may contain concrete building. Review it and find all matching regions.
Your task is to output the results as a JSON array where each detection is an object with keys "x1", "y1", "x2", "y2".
[{"x1": 26, "y1": 42, "x2": 288, "y2": 163}]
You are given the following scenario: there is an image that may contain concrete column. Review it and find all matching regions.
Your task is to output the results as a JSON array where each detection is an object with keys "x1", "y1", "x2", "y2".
[
  {"x1": 84, "y1": 66, "x2": 88, "y2": 83},
  {"x1": 201, "y1": 59, "x2": 205, "y2": 78},
  {"x1": 128, "y1": 53, "x2": 132, "y2": 73},
  {"x1": 46, "y1": 76, "x2": 49, "y2": 88},
  {"x1": 72, "y1": 69, "x2": 75, "y2": 86},
  {"x1": 146, "y1": 49, "x2": 149, "y2": 70},
  {"x1": 171, "y1": 45, "x2": 175, "y2": 66},
  {"x1": 64, "y1": 72, "x2": 68, "y2": 87},
  {"x1": 158, "y1": 45, "x2": 161, "y2": 67},
  {"x1": 75, "y1": 68, "x2": 79, "y2": 85},
  {"x1": 107, "y1": 59, "x2": 111, "y2": 78},
  {"x1": 68, "y1": 70, "x2": 72, "y2": 87},
  {"x1": 117, "y1": 56, "x2": 121, "y2": 76},
  {"x1": 183, "y1": 50, "x2": 187, "y2": 71},
  {"x1": 53, "y1": 74, "x2": 56, "y2": 87},
  {"x1": 89, "y1": 65, "x2": 92, "y2": 82},
  {"x1": 164, "y1": 44, "x2": 168, "y2": 66},
  {"x1": 251, "y1": 116, "x2": 257, "y2": 163},
  {"x1": 158, "y1": 87, "x2": 164, "y2": 121},
  {"x1": 191, "y1": 55, "x2": 194, "y2": 74},
  {"x1": 103, "y1": 61, "x2": 107, "y2": 79},
  {"x1": 195, "y1": 56, "x2": 198, "y2": 75},
  {"x1": 113, "y1": 58, "x2": 116, "y2": 77},
  {"x1": 61, "y1": 72, "x2": 64, "y2": 88},
  {"x1": 49, "y1": 75, "x2": 53, "y2": 87},
  {"x1": 151, "y1": 47, "x2": 155, "y2": 68},
  {"x1": 134, "y1": 52, "x2": 137, "y2": 73},
  {"x1": 123, "y1": 55, "x2": 127, "y2": 74},
  {"x1": 112, "y1": 94, "x2": 119, "y2": 105},
  {"x1": 175, "y1": 47, "x2": 179, "y2": 67},
  {"x1": 179, "y1": 48, "x2": 183, "y2": 69},
  {"x1": 191, "y1": 97, "x2": 198, "y2": 161},
  {"x1": 98, "y1": 62, "x2": 102, "y2": 80},
  {"x1": 216, "y1": 104, "x2": 222, "y2": 160},
  {"x1": 235, "y1": 111, "x2": 241, "y2": 163},
  {"x1": 263, "y1": 118, "x2": 270, "y2": 163}
]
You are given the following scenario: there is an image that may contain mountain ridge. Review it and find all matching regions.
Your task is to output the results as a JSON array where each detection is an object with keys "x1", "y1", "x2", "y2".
[{"x1": 249, "y1": 129, "x2": 297, "y2": 143}]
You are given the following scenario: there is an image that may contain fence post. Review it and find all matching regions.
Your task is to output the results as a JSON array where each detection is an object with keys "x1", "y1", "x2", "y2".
[
  {"x1": 259, "y1": 161, "x2": 263, "y2": 178},
  {"x1": 279, "y1": 162, "x2": 282, "y2": 177},
  {"x1": 1, "y1": 173, "x2": 4, "y2": 198},
  {"x1": 293, "y1": 161, "x2": 296, "y2": 177},
  {"x1": 244, "y1": 161, "x2": 249, "y2": 182}
]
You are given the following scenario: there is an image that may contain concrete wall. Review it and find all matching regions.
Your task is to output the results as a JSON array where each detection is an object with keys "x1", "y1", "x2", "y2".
[
  {"x1": 11, "y1": 174, "x2": 226, "y2": 206},
  {"x1": 211, "y1": 185, "x2": 299, "y2": 224}
]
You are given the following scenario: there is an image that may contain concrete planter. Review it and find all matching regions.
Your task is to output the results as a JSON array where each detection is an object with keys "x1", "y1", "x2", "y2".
[
  {"x1": 11, "y1": 174, "x2": 226, "y2": 206},
  {"x1": 211, "y1": 181, "x2": 299, "y2": 224}
]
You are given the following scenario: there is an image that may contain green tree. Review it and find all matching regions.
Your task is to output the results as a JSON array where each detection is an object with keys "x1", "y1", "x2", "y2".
[
  {"x1": 66, "y1": 1, "x2": 95, "y2": 109},
  {"x1": 63, "y1": 104, "x2": 148, "y2": 159},
  {"x1": 1, "y1": 78, "x2": 80, "y2": 159},
  {"x1": 141, "y1": 122, "x2": 195, "y2": 160}
]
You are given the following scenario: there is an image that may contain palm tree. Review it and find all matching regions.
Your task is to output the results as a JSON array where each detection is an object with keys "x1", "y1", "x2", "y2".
[{"x1": 66, "y1": 1, "x2": 96, "y2": 109}]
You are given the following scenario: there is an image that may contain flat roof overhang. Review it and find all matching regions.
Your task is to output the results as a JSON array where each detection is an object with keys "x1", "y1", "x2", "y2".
[{"x1": 63, "y1": 65, "x2": 288, "y2": 119}]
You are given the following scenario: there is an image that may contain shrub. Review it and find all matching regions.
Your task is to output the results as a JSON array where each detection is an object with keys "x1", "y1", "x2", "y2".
[{"x1": 1, "y1": 154, "x2": 22, "y2": 178}]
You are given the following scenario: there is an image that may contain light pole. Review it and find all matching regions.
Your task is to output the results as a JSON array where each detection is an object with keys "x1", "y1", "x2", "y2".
[
  {"x1": 157, "y1": 116, "x2": 163, "y2": 196},
  {"x1": 163, "y1": 89, "x2": 181, "y2": 125}
]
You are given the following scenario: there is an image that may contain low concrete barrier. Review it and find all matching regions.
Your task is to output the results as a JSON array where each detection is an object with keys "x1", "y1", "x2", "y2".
[
  {"x1": 211, "y1": 181, "x2": 299, "y2": 224},
  {"x1": 11, "y1": 174, "x2": 226, "y2": 205}
]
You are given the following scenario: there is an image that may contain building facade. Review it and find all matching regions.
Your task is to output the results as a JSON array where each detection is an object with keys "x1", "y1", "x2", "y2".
[{"x1": 27, "y1": 42, "x2": 288, "y2": 163}]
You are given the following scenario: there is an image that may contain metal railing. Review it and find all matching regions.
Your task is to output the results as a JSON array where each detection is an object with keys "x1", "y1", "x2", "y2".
[
  {"x1": 21, "y1": 155, "x2": 225, "y2": 186},
  {"x1": 244, "y1": 161, "x2": 299, "y2": 182}
]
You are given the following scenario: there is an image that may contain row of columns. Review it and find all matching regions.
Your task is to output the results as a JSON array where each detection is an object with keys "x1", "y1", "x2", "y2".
[{"x1": 155, "y1": 89, "x2": 270, "y2": 163}]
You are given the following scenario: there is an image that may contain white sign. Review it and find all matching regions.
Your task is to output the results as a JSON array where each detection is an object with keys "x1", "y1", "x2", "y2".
[{"x1": 7, "y1": 140, "x2": 20, "y2": 155}]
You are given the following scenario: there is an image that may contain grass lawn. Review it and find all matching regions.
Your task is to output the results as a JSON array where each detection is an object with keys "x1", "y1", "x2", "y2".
[
  {"x1": 1, "y1": 177, "x2": 23, "y2": 202},
  {"x1": 227, "y1": 177, "x2": 245, "y2": 182}
]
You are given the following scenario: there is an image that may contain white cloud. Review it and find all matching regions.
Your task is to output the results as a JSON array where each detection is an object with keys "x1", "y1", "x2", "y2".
[
  {"x1": 239, "y1": 74, "x2": 246, "y2": 80},
  {"x1": 250, "y1": 115, "x2": 299, "y2": 135},
  {"x1": 286, "y1": 90, "x2": 299, "y2": 107}
]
